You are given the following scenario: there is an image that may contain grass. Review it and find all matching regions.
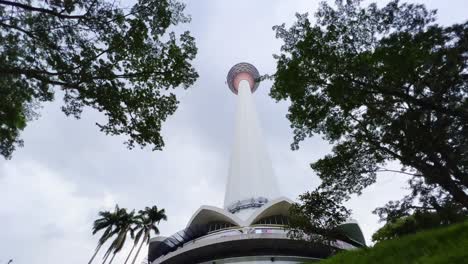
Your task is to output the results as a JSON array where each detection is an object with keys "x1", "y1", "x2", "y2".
[{"x1": 316, "y1": 221, "x2": 468, "y2": 264}]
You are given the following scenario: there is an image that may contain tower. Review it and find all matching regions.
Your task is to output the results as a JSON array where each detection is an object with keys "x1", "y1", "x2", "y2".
[
  {"x1": 224, "y1": 63, "x2": 280, "y2": 219},
  {"x1": 147, "y1": 63, "x2": 365, "y2": 264}
]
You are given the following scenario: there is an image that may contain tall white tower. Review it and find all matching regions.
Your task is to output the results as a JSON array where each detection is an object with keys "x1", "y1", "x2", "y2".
[
  {"x1": 224, "y1": 63, "x2": 280, "y2": 219},
  {"x1": 147, "y1": 62, "x2": 366, "y2": 264}
]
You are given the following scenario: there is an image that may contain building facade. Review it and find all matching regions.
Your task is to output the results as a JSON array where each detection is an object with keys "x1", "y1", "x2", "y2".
[{"x1": 148, "y1": 63, "x2": 365, "y2": 264}]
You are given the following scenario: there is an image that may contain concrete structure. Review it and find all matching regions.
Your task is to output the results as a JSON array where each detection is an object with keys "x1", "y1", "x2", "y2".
[{"x1": 148, "y1": 63, "x2": 365, "y2": 264}]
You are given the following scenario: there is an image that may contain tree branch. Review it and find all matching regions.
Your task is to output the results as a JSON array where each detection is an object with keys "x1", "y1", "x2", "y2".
[
  {"x1": 0, "y1": 0, "x2": 86, "y2": 19},
  {"x1": 0, "y1": 21, "x2": 34, "y2": 38},
  {"x1": 90, "y1": 71, "x2": 164, "y2": 80},
  {"x1": 1, "y1": 66, "x2": 163, "y2": 84},
  {"x1": 376, "y1": 168, "x2": 423, "y2": 177},
  {"x1": 349, "y1": 77, "x2": 468, "y2": 120},
  {"x1": 0, "y1": 67, "x2": 62, "y2": 76},
  {"x1": 0, "y1": 67, "x2": 80, "y2": 89}
]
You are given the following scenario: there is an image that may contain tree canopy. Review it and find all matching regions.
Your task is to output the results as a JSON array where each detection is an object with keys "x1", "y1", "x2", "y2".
[
  {"x1": 0, "y1": 0, "x2": 198, "y2": 159},
  {"x1": 271, "y1": 0, "x2": 468, "y2": 240}
]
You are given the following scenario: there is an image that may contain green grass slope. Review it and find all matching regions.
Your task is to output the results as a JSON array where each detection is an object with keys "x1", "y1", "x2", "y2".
[{"x1": 318, "y1": 221, "x2": 468, "y2": 264}]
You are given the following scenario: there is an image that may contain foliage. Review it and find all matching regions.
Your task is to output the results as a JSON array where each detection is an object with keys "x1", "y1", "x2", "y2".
[
  {"x1": 88, "y1": 204, "x2": 125, "y2": 264},
  {"x1": 288, "y1": 190, "x2": 351, "y2": 245},
  {"x1": 315, "y1": 221, "x2": 468, "y2": 264},
  {"x1": 130, "y1": 206, "x2": 167, "y2": 264},
  {"x1": 101, "y1": 207, "x2": 136, "y2": 264},
  {"x1": 0, "y1": 0, "x2": 198, "y2": 159},
  {"x1": 372, "y1": 208, "x2": 467, "y2": 243},
  {"x1": 271, "y1": 0, "x2": 468, "y2": 240},
  {"x1": 89, "y1": 204, "x2": 167, "y2": 264}
]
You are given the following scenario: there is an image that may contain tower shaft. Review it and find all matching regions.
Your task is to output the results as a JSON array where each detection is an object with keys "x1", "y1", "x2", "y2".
[{"x1": 224, "y1": 80, "x2": 280, "y2": 211}]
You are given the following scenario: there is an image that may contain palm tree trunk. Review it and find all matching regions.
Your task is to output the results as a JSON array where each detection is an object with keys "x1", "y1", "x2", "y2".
[
  {"x1": 131, "y1": 234, "x2": 147, "y2": 264},
  {"x1": 88, "y1": 243, "x2": 102, "y2": 264},
  {"x1": 124, "y1": 242, "x2": 137, "y2": 264},
  {"x1": 102, "y1": 250, "x2": 111, "y2": 264},
  {"x1": 107, "y1": 253, "x2": 116, "y2": 264}
]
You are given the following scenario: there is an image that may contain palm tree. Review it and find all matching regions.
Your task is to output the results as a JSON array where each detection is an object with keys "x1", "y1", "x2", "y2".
[
  {"x1": 130, "y1": 206, "x2": 167, "y2": 264},
  {"x1": 102, "y1": 207, "x2": 136, "y2": 264},
  {"x1": 89, "y1": 205, "x2": 122, "y2": 264},
  {"x1": 123, "y1": 224, "x2": 138, "y2": 264}
]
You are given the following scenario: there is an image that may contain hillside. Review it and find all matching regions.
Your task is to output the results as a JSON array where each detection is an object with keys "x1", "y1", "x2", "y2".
[{"x1": 317, "y1": 221, "x2": 468, "y2": 264}]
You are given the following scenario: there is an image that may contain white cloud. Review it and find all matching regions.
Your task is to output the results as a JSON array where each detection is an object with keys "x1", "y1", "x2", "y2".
[
  {"x1": 2, "y1": 0, "x2": 467, "y2": 263},
  {"x1": 0, "y1": 161, "x2": 116, "y2": 264}
]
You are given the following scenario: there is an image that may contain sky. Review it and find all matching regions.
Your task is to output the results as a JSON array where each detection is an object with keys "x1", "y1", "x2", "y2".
[{"x1": 0, "y1": 1, "x2": 467, "y2": 263}]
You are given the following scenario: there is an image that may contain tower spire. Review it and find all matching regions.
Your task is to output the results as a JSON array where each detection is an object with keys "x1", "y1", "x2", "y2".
[{"x1": 224, "y1": 63, "x2": 280, "y2": 216}]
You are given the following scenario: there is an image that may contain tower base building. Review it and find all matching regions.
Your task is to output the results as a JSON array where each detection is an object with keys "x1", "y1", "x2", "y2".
[{"x1": 148, "y1": 63, "x2": 365, "y2": 264}]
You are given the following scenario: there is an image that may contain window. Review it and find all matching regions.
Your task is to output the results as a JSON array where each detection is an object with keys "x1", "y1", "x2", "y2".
[
  {"x1": 207, "y1": 221, "x2": 235, "y2": 233},
  {"x1": 253, "y1": 215, "x2": 289, "y2": 226}
]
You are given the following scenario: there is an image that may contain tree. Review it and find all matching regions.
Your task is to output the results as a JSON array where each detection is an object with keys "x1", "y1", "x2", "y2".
[
  {"x1": 0, "y1": 0, "x2": 198, "y2": 159},
  {"x1": 90, "y1": 205, "x2": 167, "y2": 264},
  {"x1": 130, "y1": 206, "x2": 167, "y2": 264},
  {"x1": 270, "y1": 0, "x2": 468, "y2": 239},
  {"x1": 89, "y1": 205, "x2": 122, "y2": 264},
  {"x1": 102, "y1": 207, "x2": 136, "y2": 264},
  {"x1": 288, "y1": 190, "x2": 351, "y2": 246}
]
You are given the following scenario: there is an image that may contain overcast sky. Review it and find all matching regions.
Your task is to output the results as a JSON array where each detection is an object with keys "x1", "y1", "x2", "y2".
[{"x1": 1, "y1": 1, "x2": 467, "y2": 263}]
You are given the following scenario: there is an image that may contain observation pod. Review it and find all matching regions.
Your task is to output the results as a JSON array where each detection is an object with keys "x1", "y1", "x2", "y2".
[
  {"x1": 226, "y1": 62, "x2": 260, "y2": 94},
  {"x1": 148, "y1": 63, "x2": 366, "y2": 264}
]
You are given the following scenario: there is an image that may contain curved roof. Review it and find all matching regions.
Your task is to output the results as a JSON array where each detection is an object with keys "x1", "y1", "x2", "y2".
[
  {"x1": 185, "y1": 202, "x2": 366, "y2": 245},
  {"x1": 246, "y1": 197, "x2": 293, "y2": 225},
  {"x1": 337, "y1": 221, "x2": 366, "y2": 246},
  {"x1": 187, "y1": 199, "x2": 294, "y2": 229},
  {"x1": 186, "y1": 205, "x2": 243, "y2": 229}
]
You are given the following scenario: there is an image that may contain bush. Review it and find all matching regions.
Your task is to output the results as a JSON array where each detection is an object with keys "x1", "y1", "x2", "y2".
[{"x1": 316, "y1": 221, "x2": 468, "y2": 264}]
